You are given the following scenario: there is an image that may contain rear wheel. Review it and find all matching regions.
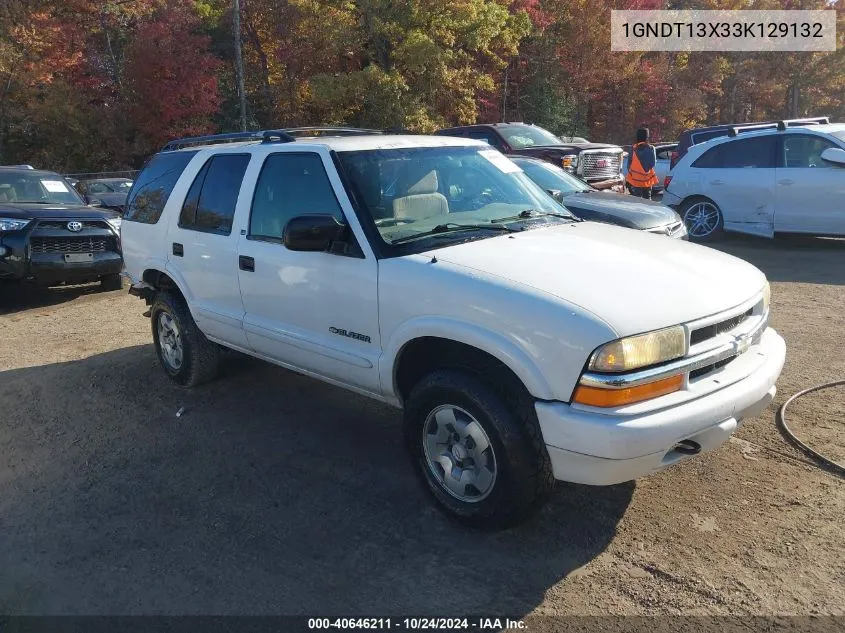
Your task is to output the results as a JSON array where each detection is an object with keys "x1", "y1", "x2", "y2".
[
  {"x1": 404, "y1": 370, "x2": 554, "y2": 529},
  {"x1": 150, "y1": 291, "x2": 219, "y2": 387},
  {"x1": 681, "y1": 198, "x2": 723, "y2": 241}
]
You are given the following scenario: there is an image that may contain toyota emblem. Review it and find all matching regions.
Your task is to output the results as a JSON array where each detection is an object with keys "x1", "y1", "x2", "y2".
[{"x1": 67, "y1": 221, "x2": 83, "y2": 232}]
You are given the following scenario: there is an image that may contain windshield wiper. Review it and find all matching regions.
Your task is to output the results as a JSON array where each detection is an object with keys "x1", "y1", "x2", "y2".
[
  {"x1": 492, "y1": 208, "x2": 578, "y2": 223},
  {"x1": 391, "y1": 222, "x2": 519, "y2": 245}
]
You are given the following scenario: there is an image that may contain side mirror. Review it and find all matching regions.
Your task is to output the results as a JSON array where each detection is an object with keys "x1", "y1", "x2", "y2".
[
  {"x1": 820, "y1": 147, "x2": 845, "y2": 167},
  {"x1": 546, "y1": 189, "x2": 565, "y2": 204},
  {"x1": 86, "y1": 196, "x2": 103, "y2": 207},
  {"x1": 283, "y1": 214, "x2": 347, "y2": 252}
]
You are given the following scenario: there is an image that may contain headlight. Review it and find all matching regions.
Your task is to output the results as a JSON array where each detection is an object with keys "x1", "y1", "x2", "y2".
[
  {"x1": 588, "y1": 325, "x2": 686, "y2": 373},
  {"x1": 0, "y1": 217, "x2": 30, "y2": 232},
  {"x1": 762, "y1": 281, "x2": 770, "y2": 314},
  {"x1": 106, "y1": 217, "x2": 122, "y2": 235},
  {"x1": 561, "y1": 154, "x2": 577, "y2": 170}
]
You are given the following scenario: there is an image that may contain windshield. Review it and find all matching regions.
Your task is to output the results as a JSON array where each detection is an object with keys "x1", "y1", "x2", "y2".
[
  {"x1": 0, "y1": 172, "x2": 84, "y2": 205},
  {"x1": 512, "y1": 159, "x2": 592, "y2": 194},
  {"x1": 497, "y1": 125, "x2": 562, "y2": 149},
  {"x1": 337, "y1": 146, "x2": 574, "y2": 251}
]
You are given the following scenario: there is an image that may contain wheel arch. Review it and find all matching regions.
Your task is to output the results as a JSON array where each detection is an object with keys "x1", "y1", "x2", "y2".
[
  {"x1": 385, "y1": 320, "x2": 554, "y2": 405},
  {"x1": 140, "y1": 267, "x2": 192, "y2": 305}
]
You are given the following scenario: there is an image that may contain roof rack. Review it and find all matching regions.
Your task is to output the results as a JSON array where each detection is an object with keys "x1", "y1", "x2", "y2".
[
  {"x1": 0, "y1": 164, "x2": 35, "y2": 170},
  {"x1": 728, "y1": 123, "x2": 779, "y2": 137},
  {"x1": 728, "y1": 116, "x2": 830, "y2": 137},
  {"x1": 776, "y1": 116, "x2": 829, "y2": 130},
  {"x1": 283, "y1": 126, "x2": 383, "y2": 137},
  {"x1": 161, "y1": 130, "x2": 298, "y2": 151},
  {"x1": 161, "y1": 126, "x2": 386, "y2": 151}
]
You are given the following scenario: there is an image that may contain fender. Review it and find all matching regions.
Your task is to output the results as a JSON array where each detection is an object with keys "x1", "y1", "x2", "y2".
[
  {"x1": 380, "y1": 316, "x2": 556, "y2": 403},
  {"x1": 139, "y1": 260, "x2": 197, "y2": 316}
]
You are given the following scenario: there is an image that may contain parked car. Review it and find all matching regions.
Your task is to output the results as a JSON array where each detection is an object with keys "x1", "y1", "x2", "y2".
[
  {"x1": 509, "y1": 156, "x2": 686, "y2": 238},
  {"x1": 671, "y1": 117, "x2": 829, "y2": 169},
  {"x1": 663, "y1": 121, "x2": 845, "y2": 241},
  {"x1": 434, "y1": 123, "x2": 625, "y2": 190},
  {"x1": 0, "y1": 167, "x2": 123, "y2": 288},
  {"x1": 122, "y1": 129, "x2": 785, "y2": 529},
  {"x1": 622, "y1": 143, "x2": 676, "y2": 194},
  {"x1": 74, "y1": 177, "x2": 134, "y2": 214}
]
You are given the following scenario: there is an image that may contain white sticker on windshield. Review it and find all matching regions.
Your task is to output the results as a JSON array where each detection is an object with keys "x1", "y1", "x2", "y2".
[
  {"x1": 479, "y1": 149, "x2": 522, "y2": 173},
  {"x1": 42, "y1": 180, "x2": 70, "y2": 193}
]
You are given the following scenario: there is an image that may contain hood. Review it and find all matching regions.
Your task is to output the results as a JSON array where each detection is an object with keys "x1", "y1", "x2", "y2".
[
  {"x1": 561, "y1": 191, "x2": 679, "y2": 229},
  {"x1": 426, "y1": 222, "x2": 765, "y2": 337},
  {"x1": 0, "y1": 202, "x2": 119, "y2": 220},
  {"x1": 522, "y1": 143, "x2": 622, "y2": 152}
]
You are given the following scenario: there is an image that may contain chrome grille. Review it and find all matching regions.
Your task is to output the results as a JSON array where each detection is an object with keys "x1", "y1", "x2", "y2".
[
  {"x1": 690, "y1": 308, "x2": 754, "y2": 346},
  {"x1": 581, "y1": 151, "x2": 622, "y2": 180},
  {"x1": 30, "y1": 236, "x2": 113, "y2": 254}
]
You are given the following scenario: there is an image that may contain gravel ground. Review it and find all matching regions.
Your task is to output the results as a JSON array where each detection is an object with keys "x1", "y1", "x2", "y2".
[{"x1": 0, "y1": 234, "x2": 842, "y2": 618}]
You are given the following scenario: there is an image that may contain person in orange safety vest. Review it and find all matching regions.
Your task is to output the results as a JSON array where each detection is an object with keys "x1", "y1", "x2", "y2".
[{"x1": 625, "y1": 127, "x2": 658, "y2": 199}]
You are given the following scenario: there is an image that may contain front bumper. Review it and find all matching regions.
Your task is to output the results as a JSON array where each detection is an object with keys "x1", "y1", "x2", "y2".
[
  {"x1": 26, "y1": 252, "x2": 123, "y2": 284},
  {"x1": 586, "y1": 176, "x2": 624, "y2": 190},
  {"x1": 0, "y1": 227, "x2": 122, "y2": 284},
  {"x1": 535, "y1": 328, "x2": 786, "y2": 485}
]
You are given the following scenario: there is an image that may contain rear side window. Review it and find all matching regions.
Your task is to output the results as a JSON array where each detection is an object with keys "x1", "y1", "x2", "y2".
[
  {"x1": 723, "y1": 137, "x2": 776, "y2": 168},
  {"x1": 248, "y1": 153, "x2": 343, "y2": 242},
  {"x1": 179, "y1": 154, "x2": 251, "y2": 235},
  {"x1": 692, "y1": 130, "x2": 729, "y2": 146},
  {"x1": 692, "y1": 145, "x2": 724, "y2": 168},
  {"x1": 124, "y1": 151, "x2": 198, "y2": 224},
  {"x1": 693, "y1": 137, "x2": 776, "y2": 169}
]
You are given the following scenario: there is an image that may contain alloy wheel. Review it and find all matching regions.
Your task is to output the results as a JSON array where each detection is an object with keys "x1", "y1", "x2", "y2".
[
  {"x1": 422, "y1": 404, "x2": 497, "y2": 503},
  {"x1": 683, "y1": 201, "x2": 721, "y2": 238}
]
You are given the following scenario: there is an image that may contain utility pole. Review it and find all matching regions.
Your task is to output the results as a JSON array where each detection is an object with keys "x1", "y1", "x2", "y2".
[{"x1": 233, "y1": 0, "x2": 247, "y2": 131}]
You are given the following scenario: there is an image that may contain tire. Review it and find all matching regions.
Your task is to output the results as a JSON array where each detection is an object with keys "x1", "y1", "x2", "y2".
[
  {"x1": 404, "y1": 369, "x2": 554, "y2": 530},
  {"x1": 100, "y1": 273, "x2": 123, "y2": 291},
  {"x1": 150, "y1": 291, "x2": 219, "y2": 387},
  {"x1": 681, "y1": 197, "x2": 723, "y2": 242}
]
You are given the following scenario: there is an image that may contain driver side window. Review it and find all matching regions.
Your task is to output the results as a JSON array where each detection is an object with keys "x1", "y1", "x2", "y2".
[
  {"x1": 249, "y1": 152, "x2": 345, "y2": 243},
  {"x1": 782, "y1": 136, "x2": 837, "y2": 168}
]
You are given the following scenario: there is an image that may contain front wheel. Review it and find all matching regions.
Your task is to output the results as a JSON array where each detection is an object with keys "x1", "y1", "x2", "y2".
[
  {"x1": 404, "y1": 370, "x2": 554, "y2": 529},
  {"x1": 150, "y1": 291, "x2": 219, "y2": 387},
  {"x1": 681, "y1": 198, "x2": 723, "y2": 241},
  {"x1": 100, "y1": 273, "x2": 122, "y2": 291}
]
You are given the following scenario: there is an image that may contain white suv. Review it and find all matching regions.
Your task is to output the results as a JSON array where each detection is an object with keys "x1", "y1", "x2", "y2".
[
  {"x1": 663, "y1": 121, "x2": 845, "y2": 241},
  {"x1": 122, "y1": 129, "x2": 786, "y2": 528}
]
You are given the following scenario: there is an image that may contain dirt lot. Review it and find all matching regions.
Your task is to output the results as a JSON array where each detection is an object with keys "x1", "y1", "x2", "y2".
[{"x1": 0, "y1": 235, "x2": 843, "y2": 618}]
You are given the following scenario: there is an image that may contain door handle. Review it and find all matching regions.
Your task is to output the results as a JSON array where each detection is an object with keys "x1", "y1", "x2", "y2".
[
  {"x1": 778, "y1": 179, "x2": 795, "y2": 185},
  {"x1": 709, "y1": 180, "x2": 724, "y2": 186},
  {"x1": 239, "y1": 255, "x2": 255, "y2": 272},
  {"x1": 172, "y1": 242, "x2": 184, "y2": 257}
]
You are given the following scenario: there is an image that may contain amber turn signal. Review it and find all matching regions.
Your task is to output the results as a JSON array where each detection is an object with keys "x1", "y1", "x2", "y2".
[{"x1": 572, "y1": 374, "x2": 683, "y2": 408}]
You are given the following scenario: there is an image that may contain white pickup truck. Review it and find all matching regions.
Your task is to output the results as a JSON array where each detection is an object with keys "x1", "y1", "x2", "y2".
[{"x1": 121, "y1": 129, "x2": 786, "y2": 529}]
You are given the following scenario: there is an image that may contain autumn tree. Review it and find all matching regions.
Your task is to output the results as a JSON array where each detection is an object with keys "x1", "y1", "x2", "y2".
[{"x1": 123, "y1": 1, "x2": 222, "y2": 158}]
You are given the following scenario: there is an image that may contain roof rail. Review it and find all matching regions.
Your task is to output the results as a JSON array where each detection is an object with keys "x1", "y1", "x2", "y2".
[
  {"x1": 0, "y1": 164, "x2": 35, "y2": 170},
  {"x1": 161, "y1": 130, "x2": 296, "y2": 151},
  {"x1": 160, "y1": 126, "x2": 387, "y2": 151},
  {"x1": 283, "y1": 126, "x2": 383, "y2": 137},
  {"x1": 777, "y1": 116, "x2": 829, "y2": 130},
  {"x1": 728, "y1": 123, "x2": 779, "y2": 137}
]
